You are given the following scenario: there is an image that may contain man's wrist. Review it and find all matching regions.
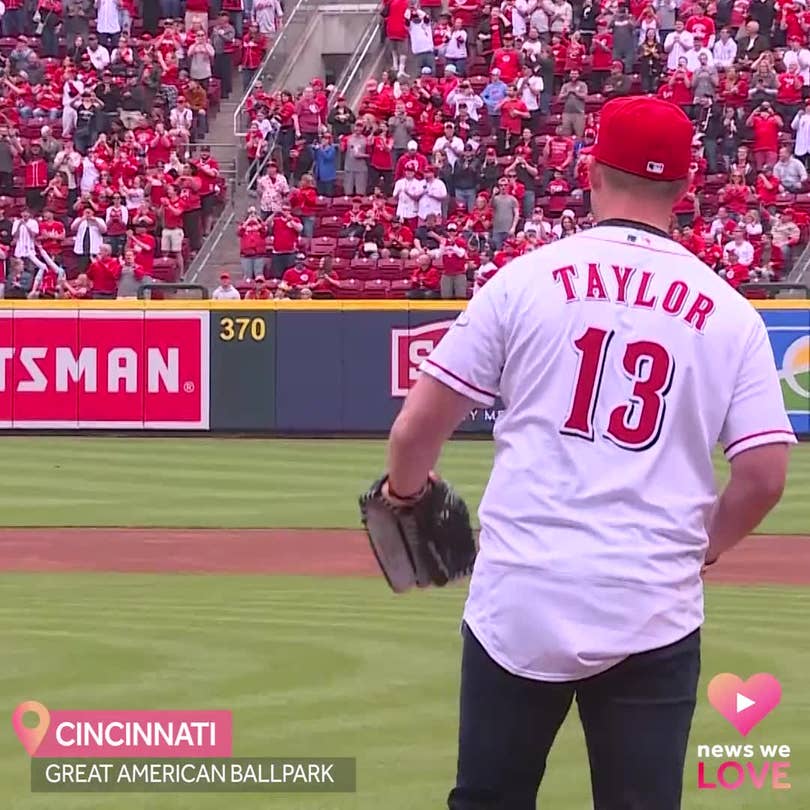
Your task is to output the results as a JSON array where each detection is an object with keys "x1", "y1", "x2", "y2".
[{"x1": 386, "y1": 477, "x2": 430, "y2": 502}]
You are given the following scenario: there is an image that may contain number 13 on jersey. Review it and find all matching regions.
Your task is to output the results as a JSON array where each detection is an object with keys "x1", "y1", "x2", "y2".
[{"x1": 561, "y1": 326, "x2": 675, "y2": 451}]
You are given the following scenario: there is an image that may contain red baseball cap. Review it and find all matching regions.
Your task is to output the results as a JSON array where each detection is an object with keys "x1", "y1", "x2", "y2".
[{"x1": 592, "y1": 97, "x2": 693, "y2": 182}]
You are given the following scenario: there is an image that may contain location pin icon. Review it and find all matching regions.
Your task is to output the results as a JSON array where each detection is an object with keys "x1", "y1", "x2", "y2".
[{"x1": 12, "y1": 702, "x2": 51, "y2": 756}]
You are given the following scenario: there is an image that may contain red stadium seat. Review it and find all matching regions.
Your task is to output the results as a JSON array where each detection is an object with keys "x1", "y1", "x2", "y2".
[
  {"x1": 310, "y1": 237, "x2": 337, "y2": 256},
  {"x1": 330, "y1": 196, "x2": 354, "y2": 213},
  {"x1": 349, "y1": 258, "x2": 378, "y2": 280},
  {"x1": 363, "y1": 279, "x2": 389, "y2": 298},
  {"x1": 315, "y1": 216, "x2": 342, "y2": 237},
  {"x1": 329, "y1": 257, "x2": 352, "y2": 278},
  {"x1": 313, "y1": 196, "x2": 332, "y2": 214},
  {"x1": 377, "y1": 258, "x2": 406, "y2": 279},
  {"x1": 331, "y1": 278, "x2": 364, "y2": 298},
  {"x1": 389, "y1": 278, "x2": 413, "y2": 298},
  {"x1": 152, "y1": 258, "x2": 180, "y2": 282},
  {"x1": 336, "y1": 237, "x2": 360, "y2": 258},
  {"x1": 794, "y1": 193, "x2": 810, "y2": 211}
]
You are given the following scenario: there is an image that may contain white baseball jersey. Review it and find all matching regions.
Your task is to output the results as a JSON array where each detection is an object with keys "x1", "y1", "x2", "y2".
[{"x1": 422, "y1": 221, "x2": 796, "y2": 682}]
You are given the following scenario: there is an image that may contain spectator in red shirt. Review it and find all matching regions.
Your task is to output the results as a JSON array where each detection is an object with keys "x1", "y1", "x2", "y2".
[
  {"x1": 550, "y1": 33, "x2": 567, "y2": 76},
  {"x1": 245, "y1": 276, "x2": 273, "y2": 299},
  {"x1": 564, "y1": 31, "x2": 587, "y2": 74},
  {"x1": 395, "y1": 140, "x2": 429, "y2": 179},
  {"x1": 543, "y1": 126, "x2": 574, "y2": 188},
  {"x1": 293, "y1": 85, "x2": 324, "y2": 143},
  {"x1": 270, "y1": 201, "x2": 303, "y2": 278},
  {"x1": 193, "y1": 146, "x2": 221, "y2": 236},
  {"x1": 746, "y1": 102, "x2": 783, "y2": 169},
  {"x1": 685, "y1": 3, "x2": 716, "y2": 45},
  {"x1": 128, "y1": 224, "x2": 157, "y2": 279},
  {"x1": 718, "y1": 66, "x2": 748, "y2": 109},
  {"x1": 719, "y1": 170, "x2": 750, "y2": 216},
  {"x1": 43, "y1": 175, "x2": 69, "y2": 220},
  {"x1": 238, "y1": 207, "x2": 269, "y2": 279},
  {"x1": 104, "y1": 193, "x2": 129, "y2": 256},
  {"x1": 160, "y1": 186, "x2": 186, "y2": 276},
  {"x1": 177, "y1": 165, "x2": 203, "y2": 252},
  {"x1": 752, "y1": 232, "x2": 784, "y2": 280},
  {"x1": 24, "y1": 142, "x2": 48, "y2": 214},
  {"x1": 240, "y1": 24, "x2": 267, "y2": 90},
  {"x1": 776, "y1": 63, "x2": 804, "y2": 125},
  {"x1": 720, "y1": 252, "x2": 749, "y2": 290},
  {"x1": 38, "y1": 209, "x2": 66, "y2": 259},
  {"x1": 680, "y1": 224, "x2": 705, "y2": 256},
  {"x1": 491, "y1": 33, "x2": 521, "y2": 84},
  {"x1": 708, "y1": 205, "x2": 737, "y2": 242},
  {"x1": 86, "y1": 243, "x2": 121, "y2": 299},
  {"x1": 281, "y1": 252, "x2": 320, "y2": 294},
  {"x1": 384, "y1": 217, "x2": 414, "y2": 256},
  {"x1": 369, "y1": 121, "x2": 395, "y2": 195},
  {"x1": 754, "y1": 166, "x2": 780, "y2": 207},
  {"x1": 289, "y1": 173, "x2": 318, "y2": 238},
  {"x1": 131, "y1": 202, "x2": 157, "y2": 232},
  {"x1": 665, "y1": 59, "x2": 693, "y2": 106},
  {"x1": 546, "y1": 168, "x2": 570, "y2": 198},
  {"x1": 590, "y1": 18, "x2": 614, "y2": 90},
  {"x1": 438, "y1": 222, "x2": 469, "y2": 298},
  {"x1": 496, "y1": 84, "x2": 530, "y2": 155},
  {"x1": 383, "y1": 0, "x2": 410, "y2": 74},
  {"x1": 407, "y1": 252, "x2": 440, "y2": 298},
  {"x1": 29, "y1": 246, "x2": 65, "y2": 299}
]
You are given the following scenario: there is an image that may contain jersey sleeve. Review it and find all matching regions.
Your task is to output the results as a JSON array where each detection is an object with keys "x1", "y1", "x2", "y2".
[
  {"x1": 719, "y1": 316, "x2": 797, "y2": 460},
  {"x1": 419, "y1": 273, "x2": 506, "y2": 407}
]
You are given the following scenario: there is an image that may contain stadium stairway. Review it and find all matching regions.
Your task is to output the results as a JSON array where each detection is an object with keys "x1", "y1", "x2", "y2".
[{"x1": 186, "y1": 4, "x2": 384, "y2": 290}]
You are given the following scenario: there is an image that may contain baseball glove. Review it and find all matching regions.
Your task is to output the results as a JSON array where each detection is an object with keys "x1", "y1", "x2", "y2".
[{"x1": 359, "y1": 476, "x2": 477, "y2": 593}]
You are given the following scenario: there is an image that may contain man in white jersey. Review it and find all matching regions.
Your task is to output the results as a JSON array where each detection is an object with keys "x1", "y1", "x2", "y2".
[{"x1": 381, "y1": 96, "x2": 794, "y2": 810}]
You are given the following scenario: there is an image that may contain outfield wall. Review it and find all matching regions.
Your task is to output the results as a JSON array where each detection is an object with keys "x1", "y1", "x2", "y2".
[{"x1": 0, "y1": 301, "x2": 807, "y2": 436}]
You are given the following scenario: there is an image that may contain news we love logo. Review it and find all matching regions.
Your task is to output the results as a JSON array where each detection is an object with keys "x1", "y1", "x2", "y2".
[{"x1": 696, "y1": 673, "x2": 791, "y2": 792}]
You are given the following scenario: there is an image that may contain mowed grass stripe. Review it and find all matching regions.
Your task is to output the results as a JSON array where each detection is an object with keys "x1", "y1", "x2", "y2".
[
  {"x1": 0, "y1": 575, "x2": 807, "y2": 810},
  {"x1": 0, "y1": 438, "x2": 807, "y2": 532}
]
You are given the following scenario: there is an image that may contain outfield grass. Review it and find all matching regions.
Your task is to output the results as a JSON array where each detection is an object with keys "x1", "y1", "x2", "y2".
[
  {"x1": 0, "y1": 437, "x2": 808, "y2": 533},
  {"x1": 1, "y1": 575, "x2": 807, "y2": 810},
  {"x1": 1, "y1": 437, "x2": 807, "y2": 809}
]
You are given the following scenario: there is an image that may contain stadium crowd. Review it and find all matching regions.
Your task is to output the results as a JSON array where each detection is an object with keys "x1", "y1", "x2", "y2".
[
  {"x1": 235, "y1": 0, "x2": 810, "y2": 300},
  {"x1": 0, "y1": 0, "x2": 268, "y2": 299}
]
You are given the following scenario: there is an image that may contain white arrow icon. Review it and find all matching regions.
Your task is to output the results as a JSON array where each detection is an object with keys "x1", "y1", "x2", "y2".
[{"x1": 737, "y1": 692, "x2": 756, "y2": 713}]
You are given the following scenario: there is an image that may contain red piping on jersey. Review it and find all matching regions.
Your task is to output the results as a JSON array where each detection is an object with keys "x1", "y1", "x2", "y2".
[
  {"x1": 423, "y1": 358, "x2": 497, "y2": 399},
  {"x1": 724, "y1": 429, "x2": 795, "y2": 454}
]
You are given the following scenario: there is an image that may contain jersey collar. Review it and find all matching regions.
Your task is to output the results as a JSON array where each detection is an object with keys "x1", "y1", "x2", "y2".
[{"x1": 595, "y1": 218, "x2": 672, "y2": 241}]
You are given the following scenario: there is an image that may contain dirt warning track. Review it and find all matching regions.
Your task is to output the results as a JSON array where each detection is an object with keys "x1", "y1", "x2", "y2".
[{"x1": 0, "y1": 529, "x2": 807, "y2": 584}]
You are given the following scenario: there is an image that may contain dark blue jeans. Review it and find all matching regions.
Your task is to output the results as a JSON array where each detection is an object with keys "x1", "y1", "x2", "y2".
[
  {"x1": 160, "y1": 0, "x2": 182, "y2": 18},
  {"x1": 3, "y1": 8, "x2": 25, "y2": 35},
  {"x1": 448, "y1": 623, "x2": 700, "y2": 809}
]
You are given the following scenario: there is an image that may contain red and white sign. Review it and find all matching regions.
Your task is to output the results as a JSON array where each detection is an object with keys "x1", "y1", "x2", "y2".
[
  {"x1": 0, "y1": 310, "x2": 209, "y2": 428},
  {"x1": 390, "y1": 319, "x2": 454, "y2": 397}
]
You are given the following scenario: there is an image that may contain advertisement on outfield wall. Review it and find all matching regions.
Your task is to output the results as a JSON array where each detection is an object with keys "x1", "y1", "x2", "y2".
[
  {"x1": 0, "y1": 310, "x2": 209, "y2": 429},
  {"x1": 0, "y1": 303, "x2": 805, "y2": 436},
  {"x1": 764, "y1": 308, "x2": 810, "y2": 438}
]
